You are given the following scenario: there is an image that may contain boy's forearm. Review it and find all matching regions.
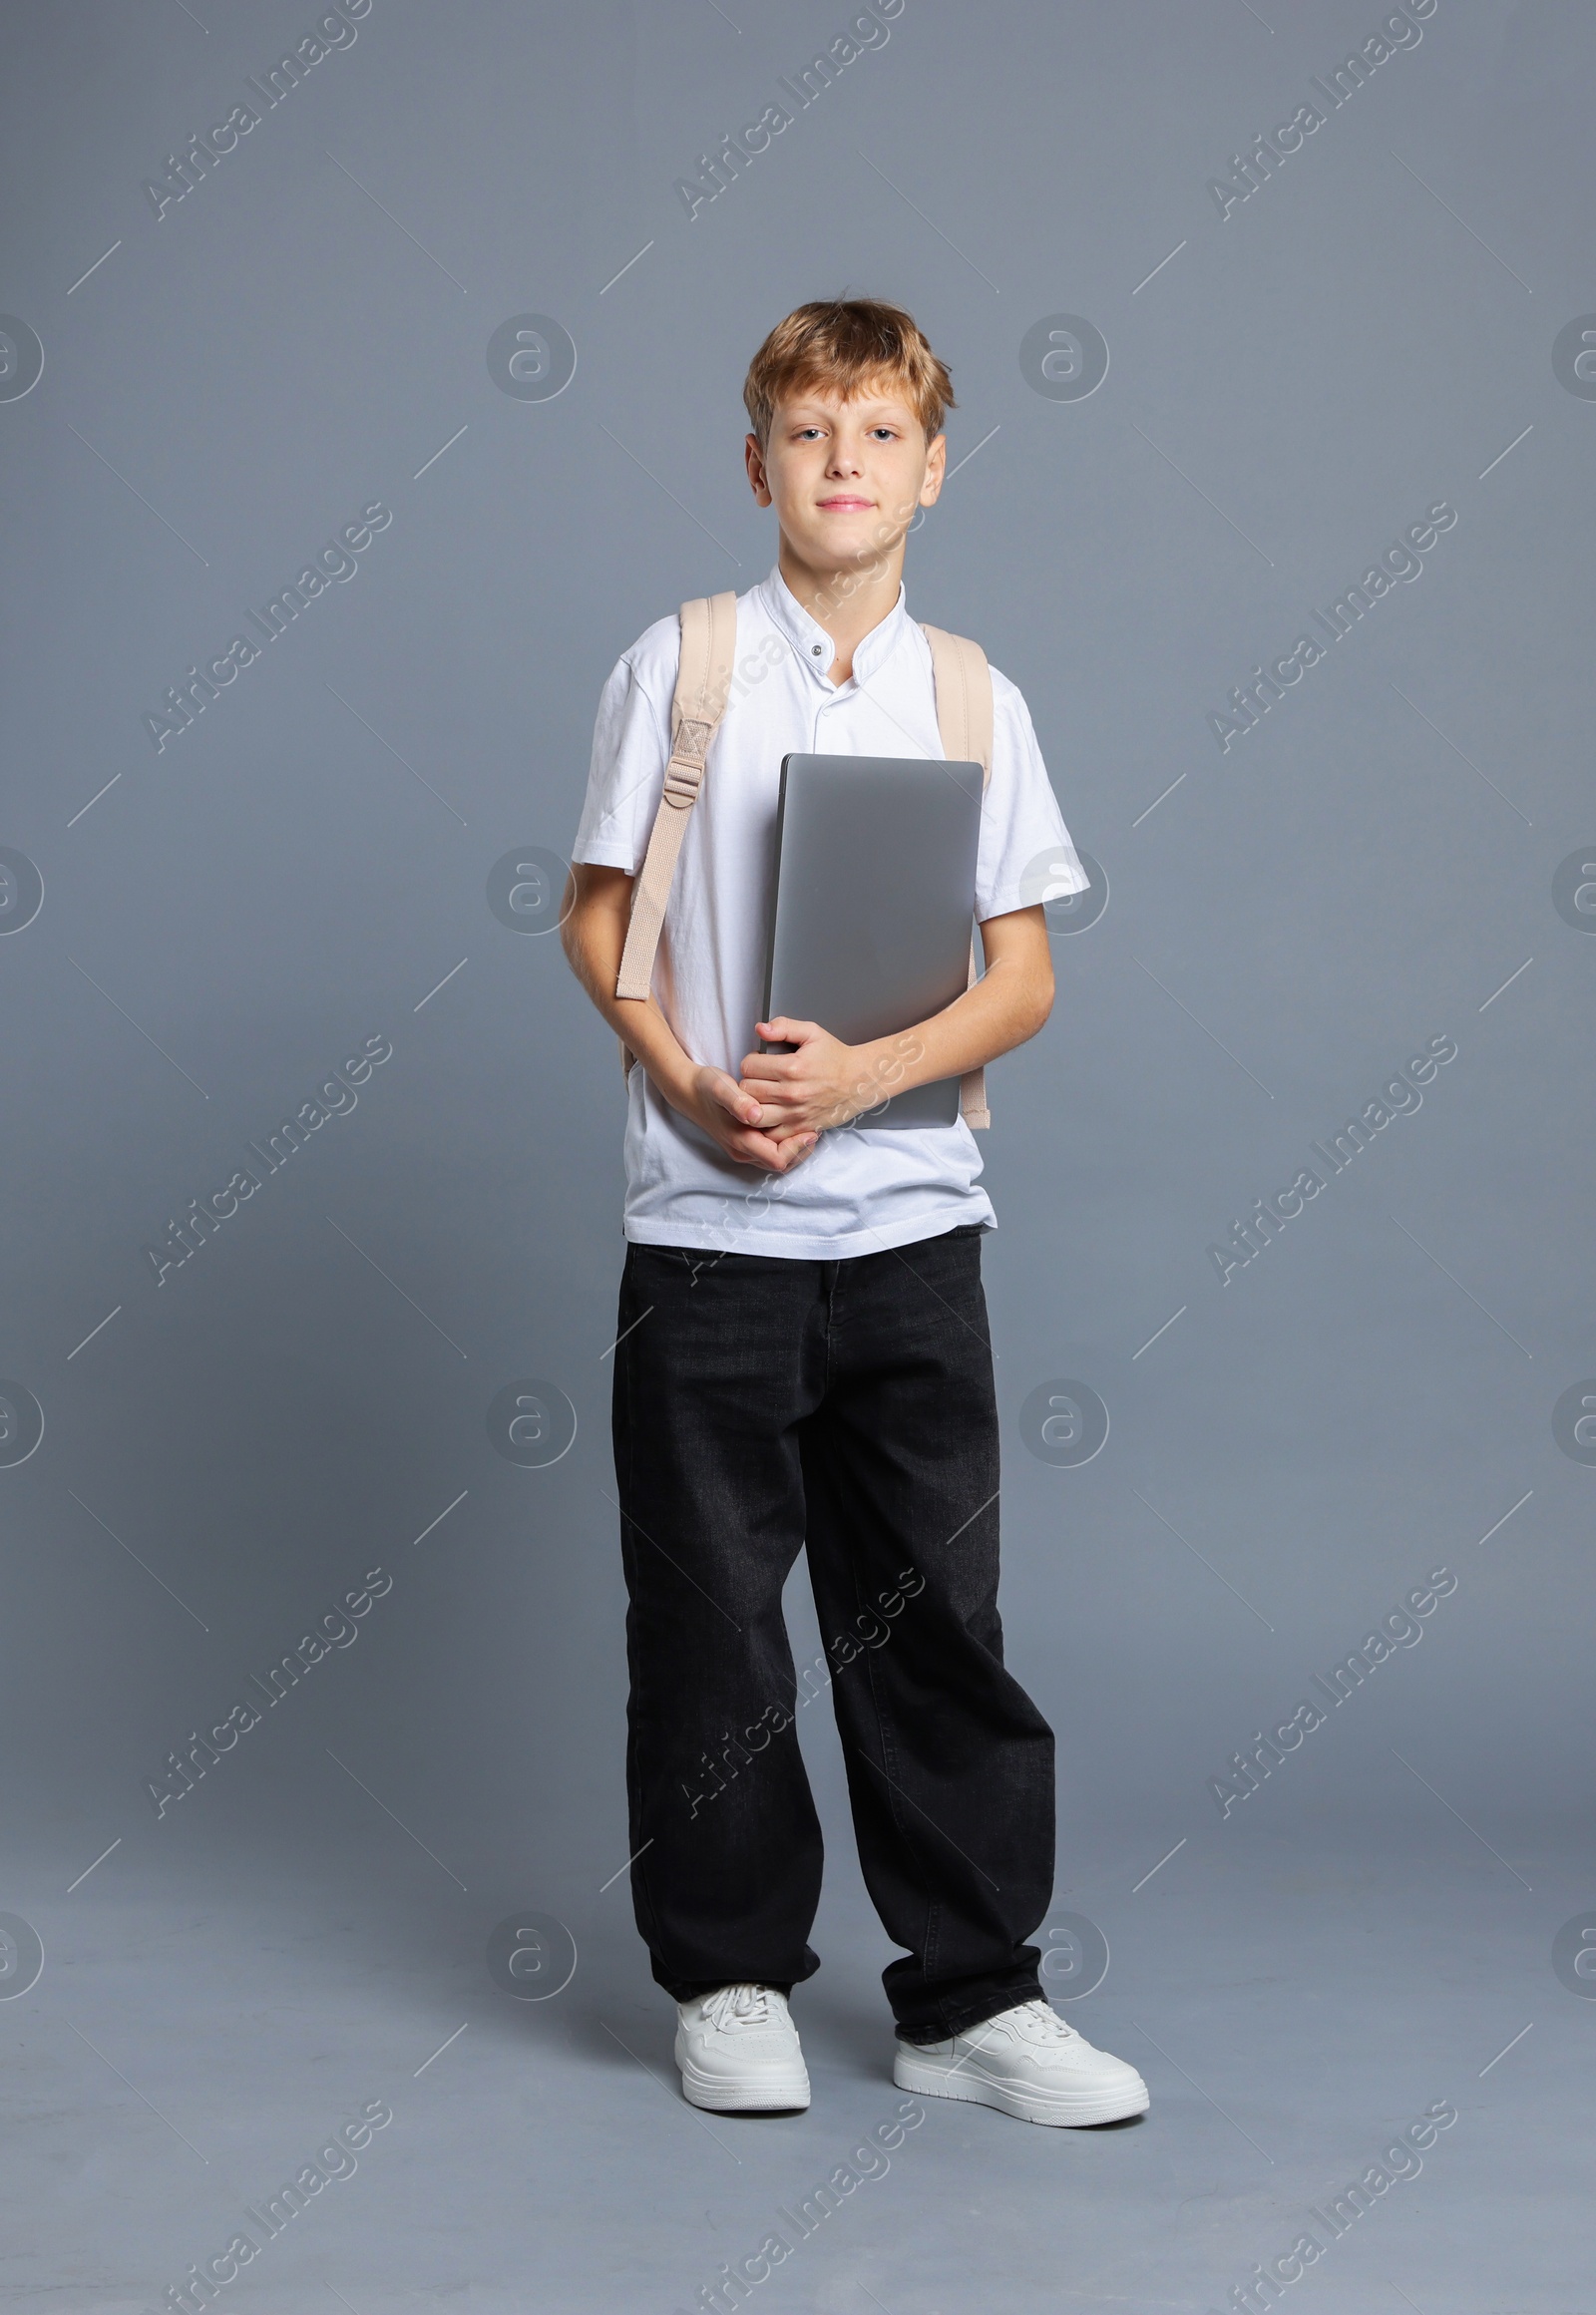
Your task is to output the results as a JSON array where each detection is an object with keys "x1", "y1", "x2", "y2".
[
  {"x1": 560, "y1": 869, "x2": 696, "y2": 1105},
  {"x1": 850, "y1": 922, "x2": 1054, "y2": 1100}
]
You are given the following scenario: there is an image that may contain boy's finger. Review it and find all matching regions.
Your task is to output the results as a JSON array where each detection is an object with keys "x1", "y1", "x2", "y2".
[
  {"x1": 727, "y1": 1133, "x2": 781, "y2": 1167},
  {"x1": 773, "y1": 1132, "x2": 818, "y2": 1164},
  {"x1": 708, "y1": 1070, "x2": 763, "y2": 1125}
]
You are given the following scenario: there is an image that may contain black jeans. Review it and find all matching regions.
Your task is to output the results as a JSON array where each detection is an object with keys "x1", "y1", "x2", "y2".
[{"x1": 609, "y1": 1223, "x2": 1055, "y2": 2044}]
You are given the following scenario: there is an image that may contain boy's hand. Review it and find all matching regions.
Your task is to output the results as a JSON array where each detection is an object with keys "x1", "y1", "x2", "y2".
[
  {"x1": 739, "y1": 1018, "x2": 900, "y2": 1135},
  {"x1": 678, "y1": 1063, "x2": 818, "y2": 1172}
]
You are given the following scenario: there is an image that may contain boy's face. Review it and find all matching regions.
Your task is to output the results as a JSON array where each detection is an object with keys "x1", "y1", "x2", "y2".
[{"x1": 745, "y1": 379, "x2": 946, "y2": 570}]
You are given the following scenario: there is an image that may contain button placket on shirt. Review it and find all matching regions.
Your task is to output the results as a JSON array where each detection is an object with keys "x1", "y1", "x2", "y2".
[
  {"x1": 765, "y1": 569, "x2": 909, "y2": 738},
  {"x1": 797, "y1": 624, "x2": 840, "y2": 743}
]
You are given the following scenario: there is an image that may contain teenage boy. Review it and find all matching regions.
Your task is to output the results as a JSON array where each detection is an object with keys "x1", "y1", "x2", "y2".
[{"x1": 563, "y1": 299, "x2": 1147, "y2": 2128}]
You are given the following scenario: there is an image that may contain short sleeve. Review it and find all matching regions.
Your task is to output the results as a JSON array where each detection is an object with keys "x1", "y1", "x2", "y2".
[
  {"x1": 974, "y1": 670, "x2": 1089, "y2": 921},
  {"x1": 570, "y1": 652, "x2": 673, "y2": 874}
]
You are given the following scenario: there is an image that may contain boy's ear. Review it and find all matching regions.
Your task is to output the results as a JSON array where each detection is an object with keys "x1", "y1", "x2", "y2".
[
  {"x1": 919, "y1": 431, "x2": 947, "y2": 506},
  {"x1": 746, "y1": 430, "x2": 773, "y2": 506}
]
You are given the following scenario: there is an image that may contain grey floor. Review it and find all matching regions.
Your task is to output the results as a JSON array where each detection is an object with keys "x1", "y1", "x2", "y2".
[{"x1": 5, "y1": 1807, "x2": 1589, "y2": 2314}]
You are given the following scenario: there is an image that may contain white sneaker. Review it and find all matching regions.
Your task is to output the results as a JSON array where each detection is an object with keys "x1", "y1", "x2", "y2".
[
  {"x1": 893, "y1": 1998, "x2": 1148, "y2": 2126},
  {"x1": 673, "y1": 1983, "x2": 811, "y2": 2113}
]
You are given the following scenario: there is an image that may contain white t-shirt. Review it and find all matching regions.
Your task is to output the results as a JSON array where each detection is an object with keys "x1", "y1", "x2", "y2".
[{"x1": 571, "y1": 564, "x2": 1087, "y2": 1260}]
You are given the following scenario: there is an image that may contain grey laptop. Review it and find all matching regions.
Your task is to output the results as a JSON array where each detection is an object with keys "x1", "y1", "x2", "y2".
[{"x1": 760, "y1": 752, "x2": 984, "y2": 1128}]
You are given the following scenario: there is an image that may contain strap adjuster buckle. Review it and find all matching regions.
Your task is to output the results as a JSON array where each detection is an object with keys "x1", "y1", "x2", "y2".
[{"x1": 662, "y1": 754, "x2": 702, "y2": 809}]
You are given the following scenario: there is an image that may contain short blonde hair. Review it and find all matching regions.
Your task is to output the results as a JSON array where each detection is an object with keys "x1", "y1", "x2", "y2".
[{"x1": 743, "y1": 298, "x2": 956, "y2": 449}]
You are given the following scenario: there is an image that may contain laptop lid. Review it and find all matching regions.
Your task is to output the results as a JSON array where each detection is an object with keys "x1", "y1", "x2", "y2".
[{"x1": 760, "y1": 752, "x2": 984, "y2": 1129}]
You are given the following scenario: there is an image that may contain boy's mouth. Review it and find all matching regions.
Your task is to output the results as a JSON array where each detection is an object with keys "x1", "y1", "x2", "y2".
[{"x1": 817, "y1": 494, "x2": 874, "y2": 511}]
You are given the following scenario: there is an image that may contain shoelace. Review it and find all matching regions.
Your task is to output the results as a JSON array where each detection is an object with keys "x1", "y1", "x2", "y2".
[
  {"x1": 1007, "y1": 1999, "x2": 1079, "y2": 2044},
  {"x1": 702, "y1": 1982, "x2": 776, "y2": 2033}
]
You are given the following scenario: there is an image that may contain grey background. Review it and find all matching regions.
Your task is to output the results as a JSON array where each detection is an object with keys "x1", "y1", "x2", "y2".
[{"x1": 2, "y1": 1, "x2": 1592, "y2": 2309}]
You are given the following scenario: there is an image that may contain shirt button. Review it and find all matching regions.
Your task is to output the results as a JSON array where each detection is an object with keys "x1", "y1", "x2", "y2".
[{"x1": 811, "y1": 643, "x2": 823, "y2": 655}]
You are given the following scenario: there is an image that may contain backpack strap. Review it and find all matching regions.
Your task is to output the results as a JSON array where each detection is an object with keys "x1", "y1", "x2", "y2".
[
  {"x1": 614, "y1": 592, "x2": 737, "y2": 1074},
  {"x1": 921, "y1": 623, "x2": 994, "y2": 1130}
]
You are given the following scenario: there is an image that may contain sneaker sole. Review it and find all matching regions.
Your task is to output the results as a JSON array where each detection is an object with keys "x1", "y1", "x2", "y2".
[
  {"x1": 893, "y1": 2046, "x2": 1148, "y2": 2128},
  {"x1": 675, "y1": 2043, "x2": 810, "y2": 2115}
]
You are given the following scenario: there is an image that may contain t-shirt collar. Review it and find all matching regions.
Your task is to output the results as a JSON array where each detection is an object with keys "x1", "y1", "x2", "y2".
[{"x1": 759, "y1": 561, "x2": 910, "y2": 686}]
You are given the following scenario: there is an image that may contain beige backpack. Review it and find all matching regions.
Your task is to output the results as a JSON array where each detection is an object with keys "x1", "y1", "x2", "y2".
[{"x1": 614, "y1": 590, "x2": 995, "y2": 1128}]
